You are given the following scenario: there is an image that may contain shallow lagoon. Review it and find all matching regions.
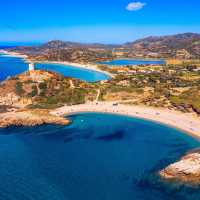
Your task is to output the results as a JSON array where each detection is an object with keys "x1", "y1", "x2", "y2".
[
  {"x1": 0, "y1": 112, "x2": 200, "y2": 200},
  {"x1": 99, "y1": 59, "x2": 165, "y2": 66}
]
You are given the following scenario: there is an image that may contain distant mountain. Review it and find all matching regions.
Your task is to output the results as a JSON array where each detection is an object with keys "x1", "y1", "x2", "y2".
[
  {"x1": 4, "y1": 33, "x2": 200, "y2": 60},
  {"x1": 41, "y1": 40, "x2": 119, "y2": 49},
  {"x1": 123, "y1": 33, "x2": 200, "y2": 59},
  {"x1": 9, "y1": 40, "x2": 116, "y2": 63}
]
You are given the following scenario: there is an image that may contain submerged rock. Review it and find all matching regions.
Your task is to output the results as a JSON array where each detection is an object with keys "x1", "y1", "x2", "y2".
[{"x1": 159, "y1": 151, "x2": 200, "y2": 185}]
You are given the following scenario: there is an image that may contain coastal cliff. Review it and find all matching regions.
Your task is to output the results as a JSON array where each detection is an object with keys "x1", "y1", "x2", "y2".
[{"x1": 160, "y1": 150, "x2": 200, "y2": 185}]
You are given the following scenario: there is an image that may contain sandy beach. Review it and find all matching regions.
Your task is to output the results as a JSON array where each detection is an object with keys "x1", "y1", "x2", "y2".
[
  {"x1": 2, "y1": 50, "x2": 200, "y2": 139},
  {"x1": 51, "y1": 102, "x2": 200, "y2": 140},
  {"x1": 34, "y1": 60, "x2": 114, "y2": 78},
  {"x1": 0, "y1": 49, "x2": 113, "y2": 78},
  {"x1": 0, "y1": 50, "x2": 28, "y2": 59}
]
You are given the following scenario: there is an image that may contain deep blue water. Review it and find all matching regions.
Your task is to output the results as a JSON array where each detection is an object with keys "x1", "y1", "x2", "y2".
[
  {"x1": 0, "y1": 112, "x2": 200, "y2": 200},
  {"x1": 0, "y1": 54, "x2": 28, "y2": 81},
  {"x1": 99, "y1": 59, "x2": 165, "y2": 66},
  {"x1": 0, "y1": 54, "x2": 110, "y2": 82}
]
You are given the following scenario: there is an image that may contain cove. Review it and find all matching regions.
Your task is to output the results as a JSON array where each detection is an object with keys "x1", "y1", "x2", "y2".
[
  {"x1": 0, "y1": 112, "x2": 199, "y2": 200},
  {"x1": 35, "y1": 63, "x2": 110, "y2": 82},
  {"x1": 0, "y1": 53, "x2": 110, "y2": 82}
]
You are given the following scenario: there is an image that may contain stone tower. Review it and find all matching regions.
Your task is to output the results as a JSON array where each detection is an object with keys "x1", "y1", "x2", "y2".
[{"x1": 29, "y1": 63, "x2": 35, "y2": 71}]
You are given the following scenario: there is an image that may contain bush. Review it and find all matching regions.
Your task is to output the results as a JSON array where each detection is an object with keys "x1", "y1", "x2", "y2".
[
  {"x1": 15, "y1": 82, "x2": 25, "y2": 96},
  {"x1": 39, "y1": 82, "x2": 47, "y2": 90},
  {"x1": 29, "y1": 85, "x2": 38, "y2": 97}
]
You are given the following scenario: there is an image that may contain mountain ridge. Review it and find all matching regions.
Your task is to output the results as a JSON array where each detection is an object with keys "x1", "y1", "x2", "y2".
[
  {"x1": 123, "y1": 32, "x2": 200, "y2": 59},
  {"x1": 4, "y1": 32, "x2": 200, "y2": 59}
]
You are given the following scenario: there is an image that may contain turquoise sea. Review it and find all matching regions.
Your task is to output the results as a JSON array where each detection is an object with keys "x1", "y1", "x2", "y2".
[
  {"x1": 0, "y1": 112, "x2": 200, "y2": 200},
  {"x1": 99, "y1": 59, "x2": 165, "y2": 66},
  {"x1": 0, "y1": 54, "x2": 110, "y2": 82}
]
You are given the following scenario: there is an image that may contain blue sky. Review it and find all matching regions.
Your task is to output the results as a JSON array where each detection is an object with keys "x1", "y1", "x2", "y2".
[{"x1": 0, "y1": 0, "x2": 200, "y2": 44}]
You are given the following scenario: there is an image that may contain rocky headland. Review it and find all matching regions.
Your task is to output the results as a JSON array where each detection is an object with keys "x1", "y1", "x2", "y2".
[
  {"x1": 0, "y1": 70, "x2": 89, "y2": 128},
  {"x1": 160, "y1": 150, "x2": 200, "y2": 185},
  {"x1": 0, "y1": 109, "x2": 70, "y2": 128}
]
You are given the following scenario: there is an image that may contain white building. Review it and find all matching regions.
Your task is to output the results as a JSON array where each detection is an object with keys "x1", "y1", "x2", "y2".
[{"x1": 29, "y1": 63, "x2": 35, "y2": 71}]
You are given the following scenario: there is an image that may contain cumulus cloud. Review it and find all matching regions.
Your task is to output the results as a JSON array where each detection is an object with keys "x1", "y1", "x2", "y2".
[{"x1": 126, "y1": 2, "x2": 146, "y2": 11}]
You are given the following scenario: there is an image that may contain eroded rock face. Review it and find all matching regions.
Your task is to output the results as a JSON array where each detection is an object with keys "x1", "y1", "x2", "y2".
[{"x1": 160, "y1": 151, "x2": 200, "y2": 185}]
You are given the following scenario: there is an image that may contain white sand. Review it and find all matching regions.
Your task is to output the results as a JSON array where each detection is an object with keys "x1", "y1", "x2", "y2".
[
  {"x1": 51, "y1": 102, "x2": 200, "y2": 140},
  {"x1": 2, "y1": 50, "x2": 200, "y2": 139},
  {"x1": 34, "y1": 60, "x2": 114, "y2": 78},
  {"x1": 0, "y1": 50, "x2": 113, "y2": 78},
  {"x1": 0, "y1": 50, "x2": 28, "y2": 59}
]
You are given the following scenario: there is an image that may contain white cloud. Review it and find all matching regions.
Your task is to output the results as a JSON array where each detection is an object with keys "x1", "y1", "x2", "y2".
[{"x1": 126, "y1": 2, "x2": 146, "y2": 11}]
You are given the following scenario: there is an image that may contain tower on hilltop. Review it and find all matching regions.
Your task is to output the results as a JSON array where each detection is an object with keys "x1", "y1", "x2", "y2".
[{"x1": 29, "y1": 63, "x2": 35, "y2": 71}]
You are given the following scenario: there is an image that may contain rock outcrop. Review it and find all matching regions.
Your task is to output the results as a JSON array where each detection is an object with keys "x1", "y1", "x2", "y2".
[
  {"x1": 0, "y1": 109, "x2": 70, "y2": 128},
  {"x1": 160, "y1": 151, "x2": 200, "y2": 185}
]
